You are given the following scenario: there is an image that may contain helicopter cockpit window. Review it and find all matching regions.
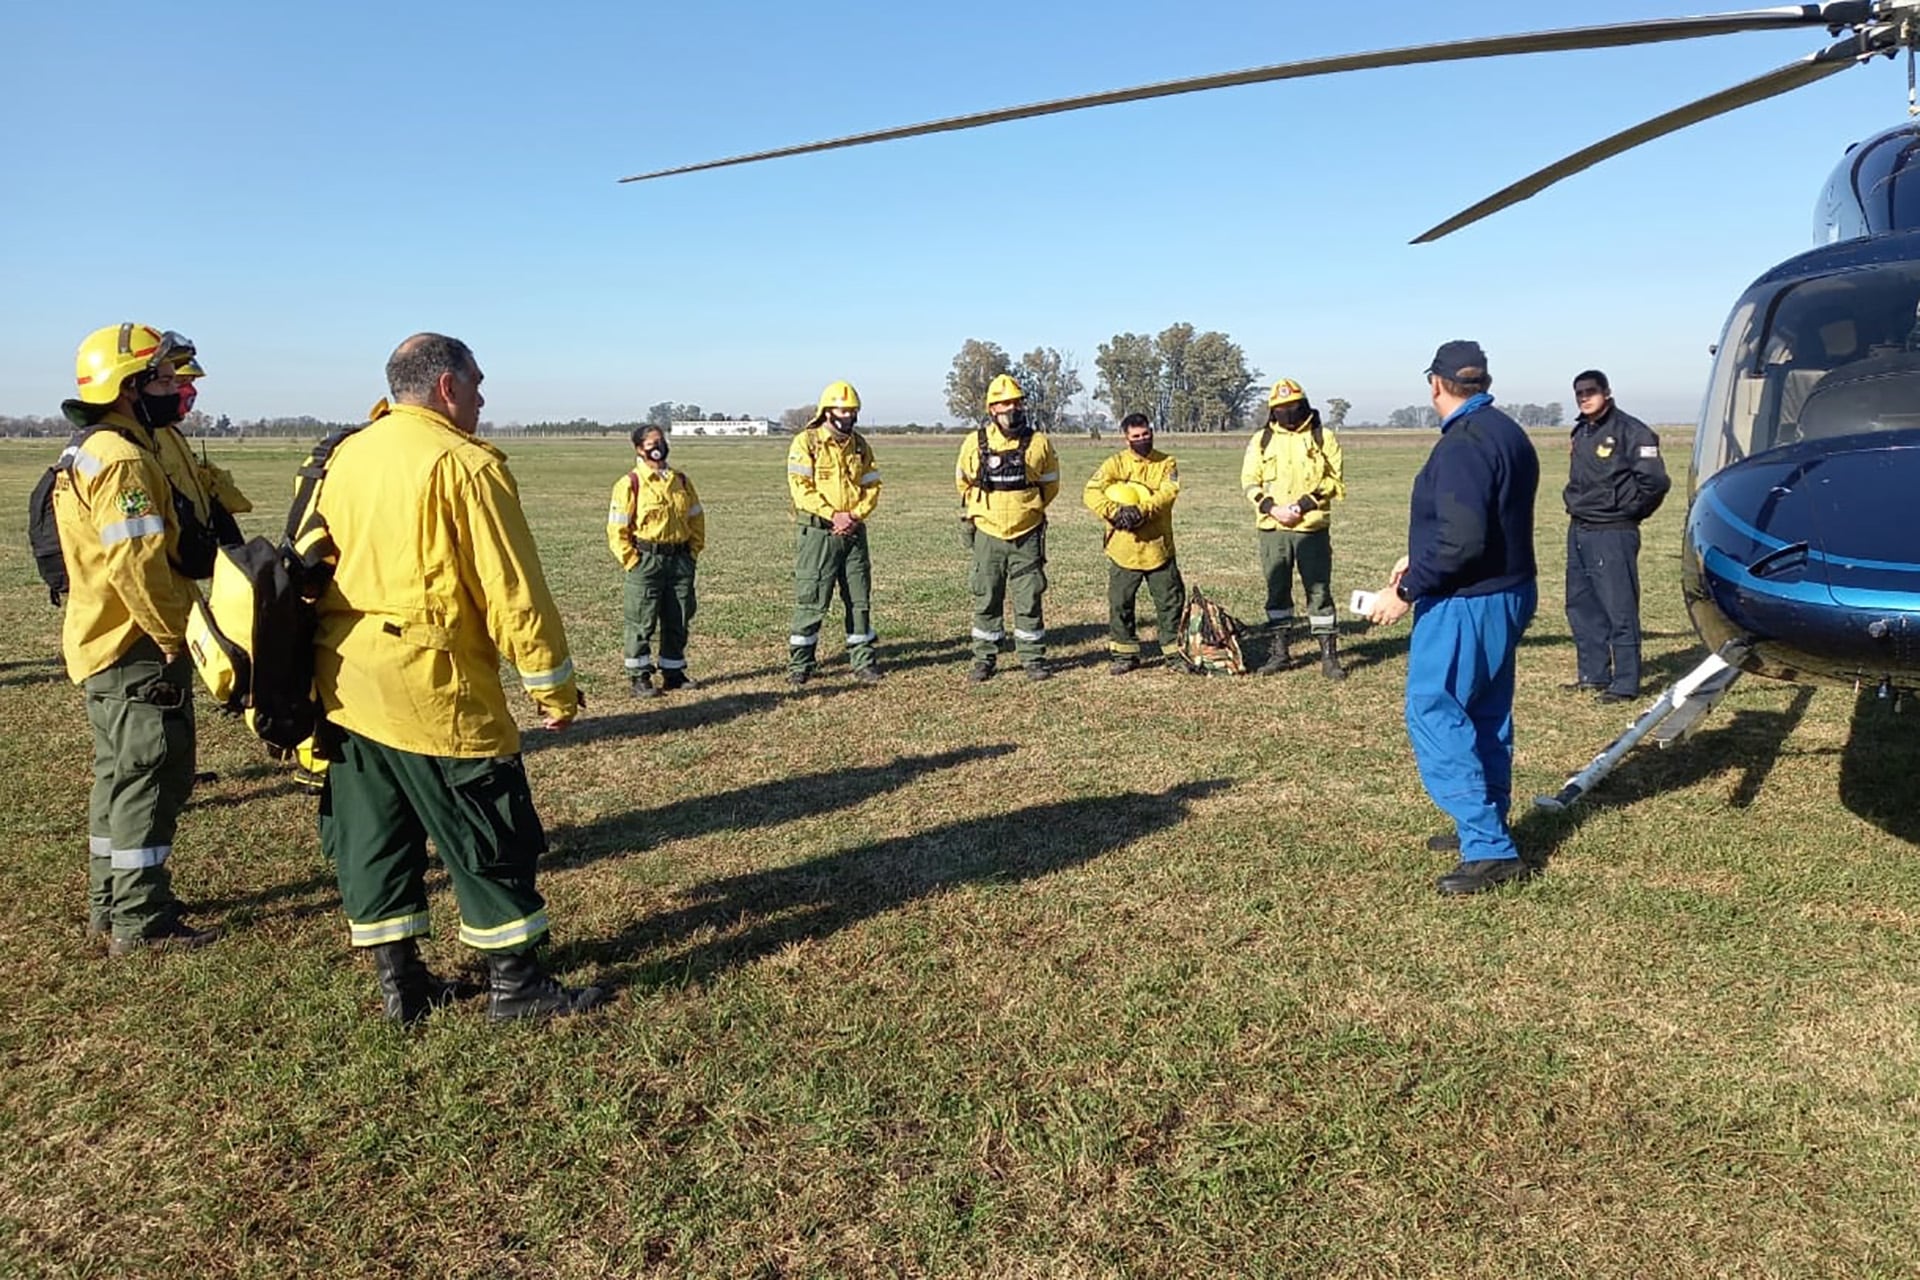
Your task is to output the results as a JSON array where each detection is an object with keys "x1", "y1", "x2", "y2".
[{"x1": 1696, "y1": 263, "x2": 1920, "y2": 483}]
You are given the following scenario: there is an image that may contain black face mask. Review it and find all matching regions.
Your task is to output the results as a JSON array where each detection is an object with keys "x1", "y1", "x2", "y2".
[
  {"x1": 1128, "y1": 434, "x2": 1154, "y2": 456},
  {"x1": 827, "y1": 415, "x2": 856, "y2": 436},
  {"x1": 1271, "y1": 404, "x2": 1309, "y2": 429},
  {"x1": 133, "y1": 389, "x2": 184, "y2": 430},
  {"x1": 995, "y1": 408, "x2": 1029, "y2": 434},
  {"x1": 643, "y1": 443, "x2": 669, "y2": 464}
]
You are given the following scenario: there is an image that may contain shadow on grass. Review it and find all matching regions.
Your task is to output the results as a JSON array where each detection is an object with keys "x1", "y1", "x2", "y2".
[
  {"x1": 544, "y1": 744, "x2": 1018, "y2": 870},
  {"x1": 557, "y1": 778, "x2": 1232, "y2": 989},
  {"x1": 676, "y1": 634, "x2": 978, "y2": 690},
  {"x1": 0, "y1": 654, "x2": 64, "y2": 689},
  {"x1": 525, "y1": 684, "x2": 861, "y2": 754},
  {"x1": 1513, "y1": 684, "x2": 1817, "y2": 867},
  {"x1": 185, "y1": 779, "x2": 308, "y2": 811},
  {"x1": 1840, "y1": 686, "x2": 1920, "y2": 844}
]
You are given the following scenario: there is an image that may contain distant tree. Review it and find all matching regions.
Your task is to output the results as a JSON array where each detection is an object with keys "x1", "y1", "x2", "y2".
[
  {"x1": 646, "y1": 401, "x2": 674, "y2": 428},
  {"x1": 1324, "y1": 397, "x2": 1351, "y2": 429},
  {"x1": 1010, "y1": 346, "x2": 1083, "y2": 434},
  {"x1": 1156, "y1": 322, "x2": 1200, "y2": 430},
  {"x1": 708, "y1": 411, "x2": 728, "y2": 421},
  {"x1": 672, "y1": 403, "x2": 704, "y2": 422},
  {"x1": 179, "y1": 409, "x2": 212, "y2": 436},
  {"x1": 1544, "y1": 401, "x2": 1564, "y2": 427},
  {"x1": 214, "y1": 413, "x2": 233, "y2": 437},
  {"x1": 945, "y1": 338, "x2": 1011, "y2": 424},
  {"x1": 781, "y1": 404, "x2": 815, "y2": 434},
  {"x1": 1185, "y1": 329, "x2": 1258, "y2": 432},
  {"x1": 1094, "y1": 332, "x2": 1161, "y2": 423},
  {"x1": 1387, "y1": 405, "x2": 1441, "y2": 430}
]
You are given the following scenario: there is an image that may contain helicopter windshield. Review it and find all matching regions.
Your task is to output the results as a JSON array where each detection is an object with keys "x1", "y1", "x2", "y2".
[{"x1": 1696, "y1": 261, "x2": 1920, "y2": 486}]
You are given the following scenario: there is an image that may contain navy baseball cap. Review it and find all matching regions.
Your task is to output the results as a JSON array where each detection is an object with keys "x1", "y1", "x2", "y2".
[{"x1": 1424, "y1": 339, "x2": 1488, "y2": 381}]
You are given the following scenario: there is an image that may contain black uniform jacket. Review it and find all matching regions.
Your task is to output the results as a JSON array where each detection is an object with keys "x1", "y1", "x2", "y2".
[{"x1": 1563, "y1": 405, "x2": 1670, "y2": 528}]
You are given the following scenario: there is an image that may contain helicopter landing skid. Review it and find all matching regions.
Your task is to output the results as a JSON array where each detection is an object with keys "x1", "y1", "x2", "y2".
[{"x1": 1533, "y1": 641, "x2": 1750, "y2": 813}]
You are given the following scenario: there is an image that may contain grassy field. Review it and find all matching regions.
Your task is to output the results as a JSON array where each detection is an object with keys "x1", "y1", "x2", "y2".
[{"x1": 3, "y1": 428, "x2": 1919, "y2": 1278}]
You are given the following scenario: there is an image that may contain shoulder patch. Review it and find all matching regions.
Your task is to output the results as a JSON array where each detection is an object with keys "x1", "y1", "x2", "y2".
[
  {"x1": 117, "y1": 487, "x2": 153, "y2": 517},
  {"x1": 1638, "y1": 445, "x2": 1660, "y2": 459}
]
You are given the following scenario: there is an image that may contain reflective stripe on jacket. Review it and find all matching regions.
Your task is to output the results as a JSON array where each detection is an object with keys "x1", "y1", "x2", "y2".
[
  {"x1": 955, "y1": 424, "x2": 1059, "y2": 540},
  {"x1": 1239, "y1": 417, "x2": 1345, "y2": 532},
  {"x1": 607, "y1": 464, "x2": 706, "y2": 570},
  {"x1": 52, "y1": 411, "x2": 195, "y2": 682},
  {"x1": 1083, "y1": 448, "x2": 1179, "y2": 571},
  {"x1": 314, "y1": 403, "x2": 579, "y2": 756},
  {"x1": 788, "y1": 426, "x2": 880, "y2": 522}
]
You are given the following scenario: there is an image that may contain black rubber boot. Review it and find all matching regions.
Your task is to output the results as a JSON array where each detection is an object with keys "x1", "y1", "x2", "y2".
[
  {"x1": 371, "y1": 939, "x2": 451, "y2": 1027},
  {"x1": 486, "y1": 950, "x2": 609, "y2": 1023},
  {"x1": 1257, "y1": 630, "x2": 1295, "y2": 675},
  {"x1": 1319, "y1": 632, "x2": 1347, "y2": 681}
]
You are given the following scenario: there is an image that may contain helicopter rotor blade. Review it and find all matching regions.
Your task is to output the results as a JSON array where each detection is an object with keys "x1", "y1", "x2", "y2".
[
  {"x1": 1412, "y1": 34, "x2": 1866, "y2": 242},
  {"x1": 619, "y1": 6, "x2": 1853, "y2": 183}
]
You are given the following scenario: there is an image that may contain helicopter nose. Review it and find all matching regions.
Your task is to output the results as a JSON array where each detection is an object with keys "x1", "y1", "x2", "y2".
[{"x1": 1794, "y1": 435, "x2": 1920, "y2": 609}]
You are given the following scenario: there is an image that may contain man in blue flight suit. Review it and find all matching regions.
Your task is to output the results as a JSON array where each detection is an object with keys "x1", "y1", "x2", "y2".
[
  {"x1": 1369, "y1": 340, "x2": 1540, "y2": 895},
  {"x1": 1563, "y1": 369, "x2": 1670, "y2": 703}
]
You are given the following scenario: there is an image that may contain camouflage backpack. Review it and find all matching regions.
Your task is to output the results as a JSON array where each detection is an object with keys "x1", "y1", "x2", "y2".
[{"x1": 1174, "y1": 584, "x2": 1248, "y2": 676}]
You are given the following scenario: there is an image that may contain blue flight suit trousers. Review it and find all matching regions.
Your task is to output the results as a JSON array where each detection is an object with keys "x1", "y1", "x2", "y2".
[{"x1": 1406, "y1": 583, "x2": 1537, "y2": 863}]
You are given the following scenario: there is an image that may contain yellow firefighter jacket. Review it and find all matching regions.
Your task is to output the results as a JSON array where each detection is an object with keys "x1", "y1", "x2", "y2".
[
  {"x1": 52, "y1": 411, "x2": 197, "y2": 682},
  {"x1": 1240, "y1": 415, "x2": 1346, "y2": 533},
  {"x1": 954, "y1": 423, "x2": 1060, "y2": 541},
  {"x1": 1083, "y1": 448, "x2": 1180, "y2": 571},
  {"x1": 152, "y1": 425, "x2": 253, "y2": 528},
  {"x1": 312, "y1": 403, "x2": 579, "y2": 757},
  {"x1": 787, "y1": 426, "x2": 881, "y2": 523},
  {"x1": 607, "y1": 464, "x2": 706, "y2": 570}
]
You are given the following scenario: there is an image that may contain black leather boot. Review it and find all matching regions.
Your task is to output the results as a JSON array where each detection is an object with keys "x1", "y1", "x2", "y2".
[
  {"x1": 1319, "y1": 632, "x2": 1347, "y2": 681},
  {"x1": 372, "y1": 938, "x2": 448, "y2": 1027},
  {"x1": 1257, "y1": 630, "x2": 1294, "y2": 675},
  {"x1": 486, "y1": 950, "x2": 609, "y2": 1023}
]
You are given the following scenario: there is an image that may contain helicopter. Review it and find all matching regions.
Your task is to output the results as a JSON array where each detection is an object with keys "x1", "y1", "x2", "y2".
[{"x1": 623, "y1": 2, "x2": 1920, "y2": 808}]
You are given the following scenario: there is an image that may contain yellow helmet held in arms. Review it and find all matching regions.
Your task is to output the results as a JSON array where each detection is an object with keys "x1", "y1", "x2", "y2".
[
  {"x1": 985, "y1": 373, "x2": 1025, "y2": 408},
  {"x1": 74, "y1": 323, "x2": 196, "y2": 405},
  {"x1": 1267, "y1": 378, "x2": 1306, "y2": 408},
  {"x1": 1104, "y1": 481, "x2": 1151, "y2": 509}
]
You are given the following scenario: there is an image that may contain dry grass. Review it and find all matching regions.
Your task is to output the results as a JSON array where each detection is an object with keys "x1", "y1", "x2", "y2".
[{"x1": 2, "y1": 429, "x2": 1918, "y2": 1278}]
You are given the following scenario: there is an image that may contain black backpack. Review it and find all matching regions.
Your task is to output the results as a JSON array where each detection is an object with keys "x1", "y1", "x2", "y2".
[
  {"x1": 186, "y1": 425, "x2": 358, "y2": 751},
  {"x1": 26, "y1": 440, "x2": 78, "y2": 605}
]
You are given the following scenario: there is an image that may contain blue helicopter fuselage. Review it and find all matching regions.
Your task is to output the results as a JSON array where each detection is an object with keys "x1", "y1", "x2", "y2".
[{"x1": 1687, "y1": 129, "x2": 1920, "y2": 689}]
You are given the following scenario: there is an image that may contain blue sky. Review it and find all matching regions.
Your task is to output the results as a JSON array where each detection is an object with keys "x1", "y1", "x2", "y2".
[{"x1": 1, "y1": 1, "x2": 1904, "y2": 425}]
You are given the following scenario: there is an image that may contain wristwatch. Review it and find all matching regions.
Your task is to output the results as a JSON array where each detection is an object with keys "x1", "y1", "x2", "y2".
[{"x1": 1394, "y1": 582, "x2": 1415, "y2": 604}]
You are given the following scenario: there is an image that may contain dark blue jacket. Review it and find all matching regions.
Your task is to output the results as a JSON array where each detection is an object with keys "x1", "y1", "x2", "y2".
[{"x1": 1400, "y1": 396, "x2": 1539, "y2": 601}]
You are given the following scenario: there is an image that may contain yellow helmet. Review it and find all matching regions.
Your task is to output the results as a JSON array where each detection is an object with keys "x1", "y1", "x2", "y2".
[
  {"x1": 985, "y1": 373, "x2": 1025, "y2": 408},
  {"x1": 809, "y1": 380, "x2": 861, "y2": 427},
  {"x1": 1104, "y1": 481, "x2": 1151, "y2": 508},
  {"x1": 74, "y1": 324, "x2": 196, "y2": 405},
  {"x1": 1267, "y1": 378, "x2": 1306, "y2": 408},
  {"x1": 818, "y1": 380, "x2": 861, "y2": 412},
  {"x1": 175, "y1": 355, "x2": 206, "y2": 380}
]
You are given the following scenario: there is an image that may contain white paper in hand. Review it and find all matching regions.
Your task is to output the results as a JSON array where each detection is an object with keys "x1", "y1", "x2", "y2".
[{"x1": 1349, "y1": 589, "x2": 1379, "y2": 616}]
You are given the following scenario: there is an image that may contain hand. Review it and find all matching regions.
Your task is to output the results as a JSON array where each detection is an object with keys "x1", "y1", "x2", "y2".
[
  {"x1": 1369, "y1": 586, "x2": 1411, "y2": 627},
  {"x1": 1388, "y1": 554, "x2": 1410, "y2": 586},
  {"x1": 543, "y1": 714, "x2": 575, "y2": 732},
  {"x1": 1275, "y1": 504, "x2": 1303, "y2": 528},
  {"x1": 830, "y1": 511, "x2": 857, "y2": 535}
]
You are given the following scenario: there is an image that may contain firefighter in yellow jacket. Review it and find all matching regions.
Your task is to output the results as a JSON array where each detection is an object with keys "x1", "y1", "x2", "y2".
[
  {"x1": 787, "y1": 380, "x2": 883, "y2": 686},
  {"x1": 1241, "y1": 377, "x2": 1348, "y2": 679},
  {"x1": 52, "y1": 324, "x2": 219, "y2": 955},
  {"x1": 313, "y1": 333, "x2": 603, "y2": 1026},
  {"x1": 956, "y1": 373, "x2": 1060, "y2": 681},
  {"x1": 1085, "y1": 412, "x2": 1186, "y2": 674},
  {"x1": 163, "y1": 354, "x2": 252, "y2": 548},
  {"x1": 609, "y1": 424, "x2": 705, "y2": 697}
]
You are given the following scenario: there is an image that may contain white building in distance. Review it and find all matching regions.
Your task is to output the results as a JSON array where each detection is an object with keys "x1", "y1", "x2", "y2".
[{"x1": 669, "y1": 418, "x2": 774, "y2": 437}]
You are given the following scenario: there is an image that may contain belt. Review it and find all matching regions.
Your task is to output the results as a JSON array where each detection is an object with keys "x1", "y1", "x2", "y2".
[{"x1": 635, "y1": 539, "x2": 689, "y2": 556}]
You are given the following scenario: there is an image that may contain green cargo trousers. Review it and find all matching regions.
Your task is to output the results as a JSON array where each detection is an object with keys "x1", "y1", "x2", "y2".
[
  {"x1": 623, "y1": 546, "x2": 698, "y2": 675},
  {"x1": 789, "y1": 522, "x2": 876, "y2": 674},
  {"x1": 319, "y1": 730, "x2": 551, "y2": 954},
  {"x1": 1108, "y1": 557, "x2": 1186, "y2": 656},
  {"x1": 969, "y1": 522, "x2": 1048, "y2": 667},
  {"x1": 1258, "y1": 527, "x2": 1337, "y2": 635},
  {"x1": 85, "y1": 638, "x2": 196, "y2": 940}
]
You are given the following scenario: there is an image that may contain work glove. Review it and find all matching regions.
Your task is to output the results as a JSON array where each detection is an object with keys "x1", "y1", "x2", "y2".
[{"x1": 1114, "y1": 505, "x2": 1144, "y2": 530}]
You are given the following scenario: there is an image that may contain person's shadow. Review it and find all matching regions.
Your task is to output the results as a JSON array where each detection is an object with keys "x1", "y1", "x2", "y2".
[
  {"x1": 554, "y1": 778, "x2": 1232, "y2": 990},
  {"x1": 543, "y1": 744, "x2": 1019, "y2": 870}
]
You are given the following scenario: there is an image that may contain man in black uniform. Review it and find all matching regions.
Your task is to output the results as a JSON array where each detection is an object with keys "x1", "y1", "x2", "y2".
[{"x1": 1563, "y1": 370, "x2": 1670, "y2": 704}]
